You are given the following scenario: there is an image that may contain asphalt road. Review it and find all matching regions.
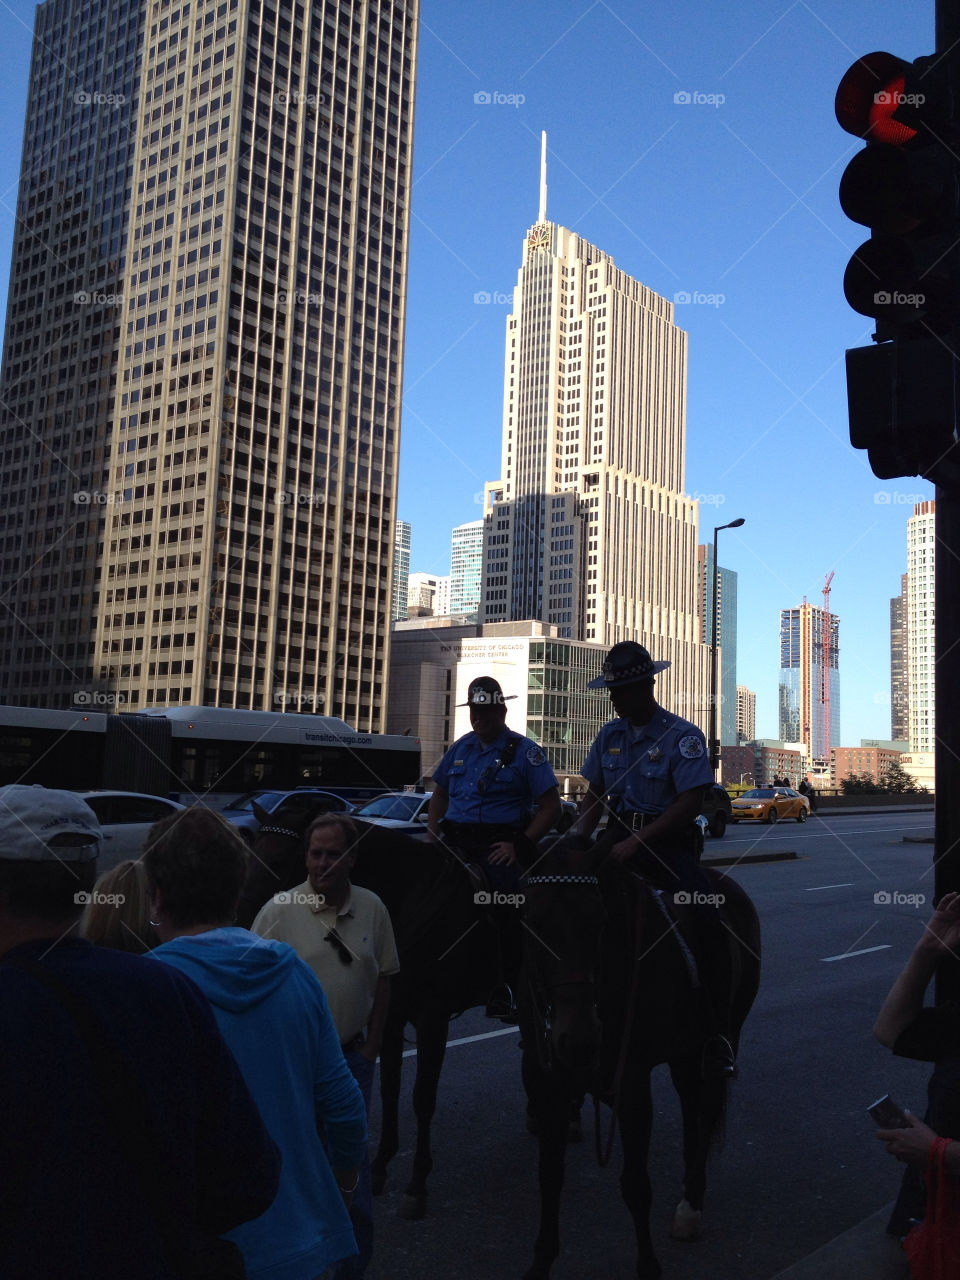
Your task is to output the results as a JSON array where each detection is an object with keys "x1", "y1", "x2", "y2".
[{"x1": 365, "y1": 812, "x2": 938, "y2": 1280}]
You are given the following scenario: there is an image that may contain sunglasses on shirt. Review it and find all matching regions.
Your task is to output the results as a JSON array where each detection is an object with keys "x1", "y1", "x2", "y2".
[{"x1": 324, "y1": 927, "x2": 354, "y2": 965}]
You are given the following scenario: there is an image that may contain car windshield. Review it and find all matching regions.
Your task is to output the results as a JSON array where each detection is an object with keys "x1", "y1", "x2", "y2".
[
  {"x1": 740, "y1": 789, "x2": 774, "y2": 800},
  {"x1": 222, "y1": 790, "x2": 286, "y2": 813},
  {"x1": 356, "y1": 794, "x2": 422, "y2": 820}
]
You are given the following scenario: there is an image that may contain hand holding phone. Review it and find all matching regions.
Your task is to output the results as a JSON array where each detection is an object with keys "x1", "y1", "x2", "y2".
[{"x1": 868, "y1": 1094, "x2": 911, "y2": 1129}]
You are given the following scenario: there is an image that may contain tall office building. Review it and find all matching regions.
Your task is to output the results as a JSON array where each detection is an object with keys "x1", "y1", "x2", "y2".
[
  {"x1": 450, "y1": 519, "x2": 483, "y2": 615},
  {"x1": 406, "y1": 571, "x2": 449, "y2": 617},
  {"x1": 907, "y1": 501, "x2": 935, "y2": 752},
  {"x1": 890, "y1": 572, "x2": 909, "y2": 742},
  {"x1": 697, "y1": 545, "x2": 738, "y2": 745},
  {"x1": 392, "y1": 519, "x2": 411, "y2": 621},
  {"x1": 736, "y1": 685, "x2": 755, "y2": 744},
  {"x1": 778, "y1": 601, "x2": 840, "y2": 761},
  {"x1": 480, "y1": 135, "x2": 708, "y2": 721},
  {"x1": 0, "y1": 0, "x2": 419, "y2": 730}
]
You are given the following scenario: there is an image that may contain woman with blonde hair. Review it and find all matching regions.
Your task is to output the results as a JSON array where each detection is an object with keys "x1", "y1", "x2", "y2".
[{"x1": 81, "y1": 859, "x2": 158, "y2": 953}]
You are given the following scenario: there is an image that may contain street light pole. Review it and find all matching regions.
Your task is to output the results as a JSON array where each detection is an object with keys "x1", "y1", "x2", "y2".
[{"x1": 710, "y1": 517, "x2": 745, "y2": 774}]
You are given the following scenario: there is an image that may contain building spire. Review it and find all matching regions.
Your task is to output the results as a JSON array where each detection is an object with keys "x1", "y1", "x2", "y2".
[{"x1": 538, "y1": 130, "x2": 547, "y2": 222}]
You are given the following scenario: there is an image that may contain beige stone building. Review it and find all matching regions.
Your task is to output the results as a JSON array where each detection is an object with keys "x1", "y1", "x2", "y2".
[
  {"x1": 479, "y1": 136, "x2": 709, "y2": 732},
  {"x1": 0, "y1": 0, "x2": 419, "y2": 731}
]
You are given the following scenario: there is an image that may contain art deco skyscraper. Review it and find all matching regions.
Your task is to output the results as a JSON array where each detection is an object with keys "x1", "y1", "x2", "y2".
[
  {"x1": 480, "y1": 135, "x2": 708, "y2": 718},
  {"x1": 0, "y1": 0, "x2": 419, "y2": 730}
]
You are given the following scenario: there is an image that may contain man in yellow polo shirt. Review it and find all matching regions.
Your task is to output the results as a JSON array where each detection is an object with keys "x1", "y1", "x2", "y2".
[{"x1": 251, "y1": 812, "x2": 398, "y2": 1280}]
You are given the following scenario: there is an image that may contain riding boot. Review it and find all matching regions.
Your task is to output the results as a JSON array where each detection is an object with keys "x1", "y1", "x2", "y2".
[
  {"x1": 692, "y1": 906, "x2": 737, "y2": 1079},
  {"x1": 485, "y1": 903, "x2": 521, "y2": 1022}
]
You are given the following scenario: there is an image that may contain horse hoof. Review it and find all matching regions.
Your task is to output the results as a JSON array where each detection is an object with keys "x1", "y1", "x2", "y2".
[
  {"x1": 670, "y1": 1197, "x2": 702, "y2": 1240},
  {"x1": 398, "y1": 1193, "x2": 427, "y2": 1220}
]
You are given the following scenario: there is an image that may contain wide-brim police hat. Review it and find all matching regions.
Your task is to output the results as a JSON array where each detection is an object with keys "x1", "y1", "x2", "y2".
[
  {"x1": 587, "y1": 641, "x2": 671, "y2": 690},
  {"x1": 458, "y1": 676, "x2": 517, "y2": 707}
]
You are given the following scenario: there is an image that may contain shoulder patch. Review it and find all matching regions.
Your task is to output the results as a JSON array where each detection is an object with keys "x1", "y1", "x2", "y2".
[
  {"x1": 678, "y1": 734, "x2": 705, "y2": 759},
  {"x1": 526, "y1": 745, "x2": 547, "y2": 766}
]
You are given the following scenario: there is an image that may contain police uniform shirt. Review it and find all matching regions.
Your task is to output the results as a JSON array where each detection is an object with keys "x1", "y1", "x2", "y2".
[
  {"x1": 433, "y1": 728, "x2": 558, "y2": 826},
  {"x1": 581, "y1": 708, "x2": 713, "y2": 816}
]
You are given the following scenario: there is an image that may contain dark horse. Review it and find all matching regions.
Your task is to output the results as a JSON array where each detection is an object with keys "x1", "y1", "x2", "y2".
[
  {"x1": 237, "y1": 794, "x2": 499, "y2": 1218},
  {"x1": 519, "y1": 834, "x2": 761, "y2": 1280}
]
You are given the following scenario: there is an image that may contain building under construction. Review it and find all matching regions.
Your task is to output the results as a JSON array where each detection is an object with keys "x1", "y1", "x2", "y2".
[{"x1": 778, "y1": 576, "x2": 840, "y2": 764}]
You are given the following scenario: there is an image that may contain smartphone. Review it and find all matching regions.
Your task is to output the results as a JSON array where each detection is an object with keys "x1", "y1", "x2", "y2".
[{"x1": 868, "y1": 1094, "x2": 911, "y2": 1128}]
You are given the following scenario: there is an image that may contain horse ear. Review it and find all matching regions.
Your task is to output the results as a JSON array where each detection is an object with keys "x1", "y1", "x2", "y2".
[{"x1": 252, "y1": 799, "x2": 269, "y2": 826}]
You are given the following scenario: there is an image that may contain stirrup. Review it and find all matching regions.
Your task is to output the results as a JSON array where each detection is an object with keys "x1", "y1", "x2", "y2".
[
  {"x1": 485, "y1": 983, "x2": 517, "y2": 1021},
  {"x1": 702, "y1": 1033, "x2": 737, "y2": 1080}
]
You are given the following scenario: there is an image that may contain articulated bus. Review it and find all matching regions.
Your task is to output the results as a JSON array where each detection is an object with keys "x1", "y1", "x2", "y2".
[{"x1": 0, "y1": 705, "x2": 421, "y2": 803}]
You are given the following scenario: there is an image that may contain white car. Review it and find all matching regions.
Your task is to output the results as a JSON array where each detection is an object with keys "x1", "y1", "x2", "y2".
[{"x1": 75, "y1": 791, "x2": 185, "y2": 871}]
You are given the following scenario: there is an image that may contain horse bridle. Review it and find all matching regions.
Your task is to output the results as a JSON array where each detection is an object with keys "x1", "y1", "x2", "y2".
[{"x1": 523, "y1": 872, "x2": 601, "y2": 1076}]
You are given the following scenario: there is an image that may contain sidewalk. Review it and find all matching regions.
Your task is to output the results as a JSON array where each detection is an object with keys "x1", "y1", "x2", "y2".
[
  {"x1": 812, "y1": 804, "x2": 934, "y2": 818},
  {"x1": 769, "y1": 1204, "x2": 909, "y2": 1279}
]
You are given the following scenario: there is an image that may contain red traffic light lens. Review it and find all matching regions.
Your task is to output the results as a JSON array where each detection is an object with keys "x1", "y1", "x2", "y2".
[{"x1": 836, "y1": 52, "x2": 918, "y2": 144}]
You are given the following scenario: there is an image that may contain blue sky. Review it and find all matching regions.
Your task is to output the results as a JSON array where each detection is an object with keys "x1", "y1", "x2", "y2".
[{"x1": 0, "y1": 0, "x2": 936, "y2": 742}]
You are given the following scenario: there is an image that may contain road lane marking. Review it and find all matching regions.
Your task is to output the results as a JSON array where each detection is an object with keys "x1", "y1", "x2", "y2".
[
  {"x1": 822, "y1": 945, "x2": 891, "y2": 962},
  {"x1": 723, "y1": 823, "x2": 932, "y2": 843},
  {"x1": 402, "y1": 1024, "x2": 520, "y2": 1058},
  {"x1": 804, "y1": 883, "x2": 854, "y2": 891}
]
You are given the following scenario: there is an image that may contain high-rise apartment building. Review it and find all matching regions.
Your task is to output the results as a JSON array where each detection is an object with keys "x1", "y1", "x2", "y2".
[
  {"x1": 890, "y1": 572, "x2": 909, "y2": 741},
  {"x1": 449, "y1": 519, "x2": 482, "y2": 616},
  {"x1": 736, "y1": 685, "x2": 755, "y2": 743},
  {"x1": 479, "y1": 136, "x2": 708, "y2": 721},
  {"x1": 697, "y1": 546, "x2": 738, "y2": 745},
  {"x1": 406, "y1": 571, "x2": 449, "y2": 617},
  {"x1": 0, "y1": 0, "x2": 419, "y2": 730},
  {"x1": 907, "y1": 501, "x2": 935, "y2": 752},
  {"x1": 778, "y1": 601, "x2": 840, "y2": 761},
  {"x1": 392, "y1": 519, "x2": 411, "y2": 621}
]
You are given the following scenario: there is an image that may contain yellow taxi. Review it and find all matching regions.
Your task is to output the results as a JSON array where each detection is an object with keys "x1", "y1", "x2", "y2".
[{"x1": 729, "y1": 786, "x2": 810, "y2": 825}]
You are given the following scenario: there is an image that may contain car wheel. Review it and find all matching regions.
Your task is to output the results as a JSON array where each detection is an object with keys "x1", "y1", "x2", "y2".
[
  {"x1": 797, "y1": 807, "x2": 807, "y2": 823},
  {"x1": 767, "y1": 808, "x2": 778, "y2": 825},
  {"x1": 709, "y1": 811, "x2": 727, "y2": 838}
]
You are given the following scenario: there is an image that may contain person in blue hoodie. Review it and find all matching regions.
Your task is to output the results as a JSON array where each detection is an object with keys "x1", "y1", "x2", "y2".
[{"x1": 144, "y1": 805, "x2": 368, "y2": 1280}]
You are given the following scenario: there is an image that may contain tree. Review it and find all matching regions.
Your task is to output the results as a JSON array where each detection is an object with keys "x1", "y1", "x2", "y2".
[
  {"x1": 881, "y1": 760, "x2": 927, "y2": 794},
  {"x1": 840, "y1": 772, "x2": 883, "y2": 795}
]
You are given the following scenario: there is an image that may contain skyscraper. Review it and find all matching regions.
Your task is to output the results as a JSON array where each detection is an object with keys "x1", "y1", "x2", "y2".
[
  {"x1": 480, "y1": 135, "x2": 708, "y2": 719},
  {"x1": 0, "y1": 0, "x2": 419, "y2": 730},
  {"x1": 778, "y1": 601, "x2": 840, "y2": 761},
  {"x1": 890, "y1": 572, "x2": 909, "y2": 741},
  {"x1": 697, "y1": 545, "x2": 738, "y2": 745},
  {"x1": 449, "y1": 519, "x2": 482, "y2": 615},
  {"x1": 907, "y1": 501, "x2": 935, "y2": 752},
  {"x1": 736, "y1": 685, "x2": 755, "y2": 744},
  {"x1": 392, "y1": 520, "x2": 411, "y2": 622}
]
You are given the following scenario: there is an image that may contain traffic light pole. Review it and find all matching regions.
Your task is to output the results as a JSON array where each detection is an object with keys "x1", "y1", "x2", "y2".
[{"x1": 933, "y1": 0, "x2": 960, "y2": 1002}]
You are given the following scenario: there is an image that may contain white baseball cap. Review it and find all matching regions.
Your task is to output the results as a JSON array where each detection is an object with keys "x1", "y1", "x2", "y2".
[{"x1": 0, "y1": 785, "x2": 102, "y2": 863}]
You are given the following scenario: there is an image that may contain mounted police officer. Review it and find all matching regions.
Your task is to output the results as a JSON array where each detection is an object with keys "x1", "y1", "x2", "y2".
[
  {"x1": 427, "y1": 675, "x2": 561, "y2": 1018},
  {"x1": 576, "y1": 641, "x2": 737, "y2": 1078}
]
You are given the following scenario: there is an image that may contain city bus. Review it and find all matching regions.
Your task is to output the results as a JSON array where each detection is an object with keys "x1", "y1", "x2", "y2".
[{"x1": 0, "y1": 705, "x2": 421, "y2": 803}]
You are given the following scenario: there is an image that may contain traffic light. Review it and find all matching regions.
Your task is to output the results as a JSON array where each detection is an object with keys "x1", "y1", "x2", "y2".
[
  {"x1": 835, "y1": 51, "x2": 958, "y2": 339},
  {"x1": 836, "y1": 52, "x2": 960, "y2": 484}
]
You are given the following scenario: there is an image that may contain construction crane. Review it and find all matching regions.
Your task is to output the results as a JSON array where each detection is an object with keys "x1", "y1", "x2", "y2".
[{"x1": 821, "y1": 571, "x2": 835, "y2": 760}]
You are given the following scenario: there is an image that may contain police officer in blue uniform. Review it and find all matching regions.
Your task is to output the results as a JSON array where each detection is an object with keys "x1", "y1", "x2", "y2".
[
  {"x1": 428, "y1": 675, "x2": 561, "y2": 1017},
  {"x1": 577, "y1": 641, "x2": 736, "y2": 1077}
]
